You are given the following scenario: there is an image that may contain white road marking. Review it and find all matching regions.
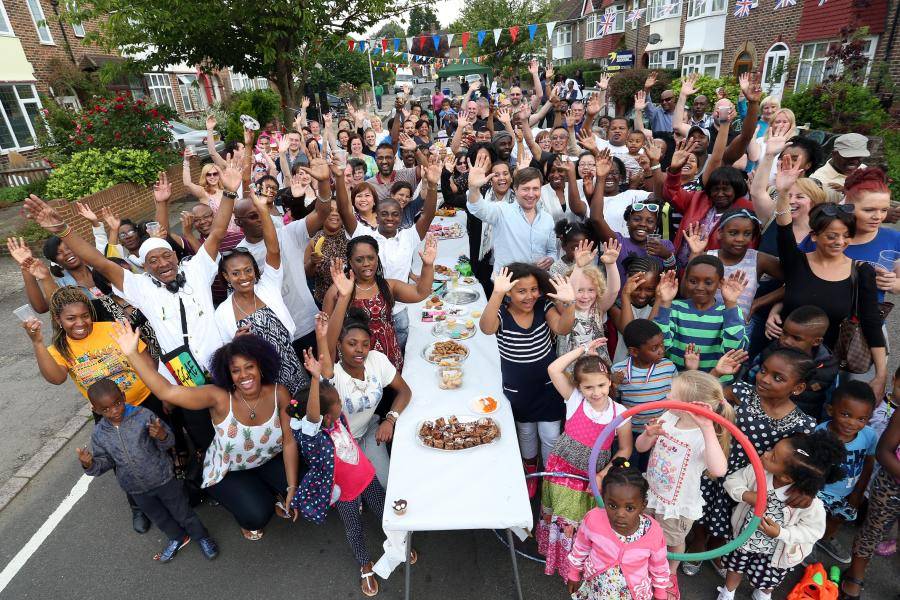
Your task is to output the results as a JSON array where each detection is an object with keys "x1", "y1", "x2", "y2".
[{"x1": 0, "y1": 474, "x2": 92, "y2": 594}]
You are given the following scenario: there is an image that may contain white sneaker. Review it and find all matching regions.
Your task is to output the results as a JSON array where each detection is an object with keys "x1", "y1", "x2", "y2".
[
  {"x1": 716, "y1": 586, "x2": 736, "y2": 600},
  {"x1": 751, "y1": 590, "x2": 772, "y2": 600}
]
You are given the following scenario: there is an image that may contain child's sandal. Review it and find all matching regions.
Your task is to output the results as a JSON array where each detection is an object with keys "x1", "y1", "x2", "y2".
[
  {"x1": 360, "y1": 568, "x2": 379, "y2": 597},
  {"x1": 241, "y1": 528, "x2": 264, "y2": 541},
  {"x1": 839, "y1": 575, "x2": 864, "y2": 600}
]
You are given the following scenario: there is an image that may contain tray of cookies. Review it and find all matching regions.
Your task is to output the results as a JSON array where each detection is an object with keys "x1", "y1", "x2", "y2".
[{"x1": 417, "y1": 416, "x2": 501, "y2": 451}]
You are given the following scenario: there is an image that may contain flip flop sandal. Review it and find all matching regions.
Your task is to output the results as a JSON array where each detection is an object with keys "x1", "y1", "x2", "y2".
[
  {"x1": 360, "y1": 569, "x2": 379, "y2": 597},
  {"x1": 839, "y1": 575, "x2": 864, "y2": 600},
  {"x1": 409, "y1": 549, "x2": 418, "y2": 565},
  {"x1": 241, "y1": 528, "x2": 264, "y2": 541}
]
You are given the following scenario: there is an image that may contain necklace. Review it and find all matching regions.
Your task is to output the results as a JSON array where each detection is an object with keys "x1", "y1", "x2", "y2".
[
  {"x1": 233, "y1": 294, "x2": 258, "y2": 318},
  {"x1": 355, "y1": 282, "x2": 376, "y2": 292},
  {"x1": 238, "y1": 389, "x2": 263, "y2": 420}
]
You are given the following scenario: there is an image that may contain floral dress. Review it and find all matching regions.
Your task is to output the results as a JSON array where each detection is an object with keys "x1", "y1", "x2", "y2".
[
  {"x1": 698, "y1": 382, "x2": 815, "y2": 537},
  {"x1": 351, "y1": 292, "x2": 403, "y2": 371},
  {"x1": 575, "y1": 515, "x2": 653, "y2": 600}
]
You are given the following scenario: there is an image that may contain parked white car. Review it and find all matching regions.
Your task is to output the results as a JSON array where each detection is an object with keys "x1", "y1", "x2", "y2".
[{"x1": 168, "y1": 121, "x2": 224, "y2": 158}]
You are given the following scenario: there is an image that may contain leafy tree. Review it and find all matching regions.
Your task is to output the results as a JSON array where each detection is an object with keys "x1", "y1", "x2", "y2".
[
  {"x1": 449, "y1": 0, "x2": 554, "y2": 77},
  {"x1": 67, "y1": 0, "x2": 416, "y2": 121},
  {"x1": 407, "y1": 6, "x2": 438, "y2": 36},
  {"x1": 373, "y1": 21, "x2": 406, "y2": 40}
]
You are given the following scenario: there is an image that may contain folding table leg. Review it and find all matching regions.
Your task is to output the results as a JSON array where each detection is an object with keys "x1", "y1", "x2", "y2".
[
  {"x1": 506, "y1": 528, "x2": 524, "y2": 600},
  {"x1": 404, "y1": 531, "x2": 412, "y2": 600}
]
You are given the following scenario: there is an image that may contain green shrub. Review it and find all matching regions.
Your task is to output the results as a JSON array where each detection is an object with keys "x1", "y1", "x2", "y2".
[
  {"x1": 13, "y1": 220, "x2": 51, "y2": 243},
  {"x1": 881, "y1": 128, "x2": 900, "y2": 200},
  {"x1": 671, "y1": 75, "x2": 741, "y2": 104},
  {"x1": 557, "y1": 60, "x2": 601, "y2": 80},
  {"x1": 222, "y1": 89, "x2": 282, "y2": 143},
  {"x1": 782, "y1": 81, "x2": 889, "y2": 135},
  {"x1": 45, "y1": 148, "x2": 169, "y2": 200},
  {"x1": 608, "y1": 68, "x2": 677, "y2": 110},
  {"x1": 0, "y1": 179, "x2": 48, "y2": 205}
]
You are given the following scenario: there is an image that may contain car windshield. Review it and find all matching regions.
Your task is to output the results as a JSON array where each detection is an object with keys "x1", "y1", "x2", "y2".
[{"x1": 170, "y1": 123, "x2": 192, "y2": 134}]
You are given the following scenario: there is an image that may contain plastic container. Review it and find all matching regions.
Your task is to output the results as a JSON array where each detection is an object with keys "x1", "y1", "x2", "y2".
[{"x1": 437, "y1": 364, "x2": 464, "y2": 390}]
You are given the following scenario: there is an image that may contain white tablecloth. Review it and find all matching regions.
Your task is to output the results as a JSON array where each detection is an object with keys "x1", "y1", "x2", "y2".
[{"x1": 373, "y1": 213, "x2": 533, "y2": 578}]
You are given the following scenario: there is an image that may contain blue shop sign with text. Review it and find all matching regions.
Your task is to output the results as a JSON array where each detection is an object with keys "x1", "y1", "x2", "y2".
[{"x1": 606, "y1": 51, "x2": 635, "y2": 71}]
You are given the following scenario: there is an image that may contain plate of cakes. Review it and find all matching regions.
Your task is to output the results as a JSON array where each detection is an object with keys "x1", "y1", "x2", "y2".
[{"x1": 417, "y1": 416, "x2": 501, "y2": 451}]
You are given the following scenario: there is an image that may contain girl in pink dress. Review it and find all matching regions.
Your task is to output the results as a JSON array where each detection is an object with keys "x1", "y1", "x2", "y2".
[{"x1": 537, "y1": 338, "x2": 634, "y2": 579}]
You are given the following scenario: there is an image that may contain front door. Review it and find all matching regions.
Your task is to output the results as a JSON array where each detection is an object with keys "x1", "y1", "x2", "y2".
[{"x1": 762, "y1": 43, "x2": 790, "y2": 99}]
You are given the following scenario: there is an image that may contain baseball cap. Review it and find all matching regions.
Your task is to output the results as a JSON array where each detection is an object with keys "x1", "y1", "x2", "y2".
[
  {"x1": 833, "y1": 133, "x2": 869, "y2": 158},
  {"x1": 688, "y1": 125, "x2": 710, "y2": 140}
]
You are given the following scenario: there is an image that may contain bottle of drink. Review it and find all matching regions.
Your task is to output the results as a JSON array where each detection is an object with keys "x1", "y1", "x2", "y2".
[{"x1": 829, "y1": 565, "x2": 841, "y2": 584}]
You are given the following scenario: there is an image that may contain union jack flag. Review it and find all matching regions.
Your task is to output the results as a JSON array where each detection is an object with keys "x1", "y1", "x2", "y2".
[
  {"x1": 661, "y1": 1, "x2": 679, "y2": 15},
  {"x1": 599, "y1": 12, "x2": 616, "y2": 36},
  {"x1": 626, "y1": 8, "x2": 646, "y2": 22},
  {"x1": 774, "y1": 0, "x2": 796, "y2": 8},
  {"x1": 734, "y1": 0, "x2": 753, "y2": 16}
]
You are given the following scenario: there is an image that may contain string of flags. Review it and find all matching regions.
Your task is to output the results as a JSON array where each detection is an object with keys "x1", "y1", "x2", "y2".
[{"x1": 344, "y1": 0, "x2": 805, "y2": 58}]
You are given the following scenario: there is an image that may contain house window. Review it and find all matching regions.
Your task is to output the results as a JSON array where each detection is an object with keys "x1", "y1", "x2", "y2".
[
  {"x1": 145, "y1": 73, "x2": 177, "y2": 109},
  {"x1": 795, "y1": 41, "x2": 832, "y2": 89},
  {"x1": 687, "y1": 0, "x2": 726, "y2": 19},
  {"x1": 647, "y1": 0, "x2": 682, "y2": 22},
  {"x1": 0, "y1": 84, "x2": 43, "y2": 152},
  {"x1": 254, "y1": 78, "x2": 269, "y2": 90},
  {"x1": 0, "y1": 0, "x2": 14, "y2": 36},
  {"x1": 649, "y1": 49, "x2": 679, "y2": 69},
  {"x1": 606, "y1": 4, "x2": 625, "y2": 33},
  {"x1": 682, "y1": 52, "x2": 721, "y2": 77},
  {"x1": 210, "y1": 75, "x2": 223, "y2": 103},
  {"x1": 230, "y1": 73, "x2": 253, "y2": 92},
  {"x1": 586, "y1": 13, "x2": 599, "y2": 40},
  {"x1": 575, "y1": 23, "x2": 580, "y2": 42},
  {"x1": 26, "y1": 0, "x2": 53, "y2": 44},
  {"x1": 555, "y1": 24, "x2": 572, "y2": 47},
  {"x1": 67, "y1": 2, "x2": 85, "y2": 37},
  {"x1": 734, "y1": 51, "x2": 754, "y2": 76},
  {"x1": 178, "y1": 75, "x2": 200, "y2": 112}
]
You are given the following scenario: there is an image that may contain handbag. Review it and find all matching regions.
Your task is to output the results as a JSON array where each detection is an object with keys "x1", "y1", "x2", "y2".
[
  {"x1": 160, "y1": 297, "x2": 207, "y2": 386},
  {"x1": 834, "y1": 261, "x2": 873, "y2": 374}
]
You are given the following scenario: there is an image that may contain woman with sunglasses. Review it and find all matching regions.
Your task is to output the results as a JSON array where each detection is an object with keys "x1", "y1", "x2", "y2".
[
  {"x1": 183, "y1": 147, "x2": 242, "y2": 234},
  {"x1": 772, "y1": 164, "x2": 887, "y2": 400},
  {"x1": 440, "y1": 149, "x2": 469, "y2": 209}
]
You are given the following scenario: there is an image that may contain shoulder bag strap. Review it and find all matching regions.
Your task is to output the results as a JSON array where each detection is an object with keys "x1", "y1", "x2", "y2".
[
  {"x1": 178, "y1": 296, "x2": 189, "y2": 345},
  {"x1": 849, "y1": 260, "x2": 860, "y2": 318}
]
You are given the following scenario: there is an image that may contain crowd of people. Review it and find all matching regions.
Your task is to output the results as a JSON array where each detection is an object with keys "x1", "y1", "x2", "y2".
[{"x1": 10, "y1": 61, "x2": 900, "y2": 600}]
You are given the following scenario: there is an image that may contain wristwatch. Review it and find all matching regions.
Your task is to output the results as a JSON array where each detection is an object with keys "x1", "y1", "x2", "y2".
[{"x1": 386, "y1": 410, "x2": 401, "y2": 423}]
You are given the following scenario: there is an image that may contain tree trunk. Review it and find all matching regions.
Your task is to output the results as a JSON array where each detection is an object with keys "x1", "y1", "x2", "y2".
[{"x1": 274, "y1": 55, "x2": 299, "y2": 125}]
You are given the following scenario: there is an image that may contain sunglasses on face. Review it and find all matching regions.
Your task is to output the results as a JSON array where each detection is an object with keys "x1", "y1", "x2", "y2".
[
  {"x1": 631, "y1": 202, "x2": 660, "y2": 212},
  {"x1": 207, "y1": 172, "x2": 220, "y2": 177},
  {"x1": 819, "y1": 203, "x2": 855, "y2": 216}
]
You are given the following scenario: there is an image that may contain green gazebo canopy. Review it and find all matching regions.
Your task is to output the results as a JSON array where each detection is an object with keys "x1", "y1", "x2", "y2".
[{"x1": 436, "y1": 61, "x2": 492, "y2": 79}]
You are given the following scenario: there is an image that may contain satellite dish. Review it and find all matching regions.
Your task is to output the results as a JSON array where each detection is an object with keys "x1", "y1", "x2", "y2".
[{"x1": 648, "y1": 33, "x2": 662, "y2": 44}]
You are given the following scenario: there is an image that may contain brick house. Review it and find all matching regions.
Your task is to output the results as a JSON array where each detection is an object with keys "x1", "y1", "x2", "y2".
[{"x1": 550, "y1": 0, "x2": 586, "y2": 65}]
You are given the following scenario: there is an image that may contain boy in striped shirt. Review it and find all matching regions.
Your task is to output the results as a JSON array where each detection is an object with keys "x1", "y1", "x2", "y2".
[
  {"x1": 612, "y1": 319, "x2": 677, "y2": 468},
  {"x1": 652, "y1": 255, "x2": 748, "y2": 378}
]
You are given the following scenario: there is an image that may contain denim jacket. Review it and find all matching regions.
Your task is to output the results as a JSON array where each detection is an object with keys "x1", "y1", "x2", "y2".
[{"x1": 85, "y1": 405, "x2": 175, "y2": 494}]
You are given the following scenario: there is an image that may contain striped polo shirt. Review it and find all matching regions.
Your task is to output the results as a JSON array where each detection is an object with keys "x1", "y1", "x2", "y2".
[
  {"x1": 656, "y1": 300, "x2": 747, "y2": 377},
  {"x1": 496, "y1": 298, "x2": 554, "y2": 364},
  {"x1": 612, "y1": 357, "x2": 677, "y2": 431}
]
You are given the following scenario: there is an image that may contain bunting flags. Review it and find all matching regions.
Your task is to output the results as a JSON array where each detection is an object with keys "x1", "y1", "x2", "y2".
[
  {"x1": 477, "y1": 30, "x2": 487, "y2": 46},
  {"x1": 733, "y1": 0, "x2": 753, "y2": 16},
  {"x1": 394, "y1": 38, "x2": 400, "y2": 52},
  {"x1": 461, "y1": 31, "x2": 470, "y2": 47},
  {"x1": 446, "y1": 33, "x2": 455, "y2": 47},
  {"x1": 492, "y1": 28, "x2": 502, "y2": 44},
  {"x1": 406, "y1": 36, "x2": 413, "y2": 51},
  {"x1": 599, "y1": 12, "x2": 615, "y2": 36},
  {"x1": 348, "y1": 39, "x2": 355, "y2": 51},
  {"x1": 433, "y1": 34, "x2": 441, "y2": 50},
  {"x1": 509, "y1": 25, "x2": 520, "y2": 42},
  {"x1": 418, "y1": 35, "x2": 427, "y2": 50},
  {"x1": 774, "y1": 0, "x2": 796, "y2": 8},
  {"x1": 528, "y1": 23, "x2": 538, "y2": 40},
  {"x1": 626, "y1": 8, "x2": 646, "y2": 22},
  {"x1": 546, "y1": 21, "x2": 557, "y2": 38}
]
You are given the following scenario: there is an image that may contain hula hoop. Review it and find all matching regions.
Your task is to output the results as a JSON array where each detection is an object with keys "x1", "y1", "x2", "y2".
[{"x1": 587, "y1": 400, "x2": 766, "y2": 562}]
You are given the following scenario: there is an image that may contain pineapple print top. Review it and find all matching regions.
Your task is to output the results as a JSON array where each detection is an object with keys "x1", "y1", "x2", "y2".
[{"x1": 202, "y1": 385, "x2": 284, "y2": 488}]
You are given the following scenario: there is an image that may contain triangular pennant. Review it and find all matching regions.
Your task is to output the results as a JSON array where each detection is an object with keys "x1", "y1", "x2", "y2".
[
  {"x1": 546, "y1": 21, "x2": 557, "y2": 38},
  {"x1": 406, "y1": 37, "x2": 414, "y2": 50},
  {"x1": 477, "y1": 30, "x2": 487, "y2": 46},
  {"x1": 447, "y1": 33, "x2": 455, "y2": 47},
  {"x1": 509, "y1": 25, "x2": 519, "y2": 42},
  {"x1": 528, "y1": 24, "x2": 538, "y2": 40},
  {"x1": 418, "y1": 35, "x2": 427, "y2": 50},
  {"x1": 493, "y1": 28, "x2": 502, "y2": 44},
  {"x1": 348, "y1": 39, "x2": 355, "y2": 51},
  {"x1": 394, "y1": 38, "x2": 400, "y2": 52},
  {"x1": 461, "y1": 31, "x2": 470, "y2": 47},
  {"x1": 433, "y1": 34, "x2": 441, "y2": 51},
  {"x1": 358, "y1": 40, "x2": 366, "y2": 52},
  {"x1": 382, "y1": 38, "x2": 388, "y2": 52}
]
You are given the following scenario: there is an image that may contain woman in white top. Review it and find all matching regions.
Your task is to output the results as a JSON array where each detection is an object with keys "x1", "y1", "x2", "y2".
[
  {"x1": 215, "y1": 191, "x2": 309, "y2": 396},
  {"x1": 316, "y1": 309, "x2": 412, "y2": 486},
  {"x1": 539, "y1": 157, "x2": 588, "y2": 224}
]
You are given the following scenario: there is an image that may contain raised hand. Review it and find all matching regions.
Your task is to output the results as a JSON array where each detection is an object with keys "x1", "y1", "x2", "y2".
[
  {"x1": 220, "y1": 155, "x2": 243, "y2": 192},
  {"x1": 597, "y1": 73, "x2": 611, "y2": 91},
  {"x1": 574, "y1": 239, "x2": 598, "y2": 267},
  {"x1": 633, "y1": 90, "x2": 647, "y2": 111},
  {"x1": 683, "y1": 343, "x2": 700, "y2": 371},
  {"x1": 644, "y1": 71, "x2": 658, "y2": 90},
  {"x1": 646, "y1": 234, "x2": 673, "y2": 259},
  {"x1": 148, "y1": 417, "x2": 167, "y2": 440},
  {"x1": 76, "y1": 446, "x2": 93, "y2": 469},
  {"x1": 496, "y1": 106, "x2": 513, "y2": 126},
  {"x1": 74, "y1": 201, "x2": 99, "y2": 225},
  {"x1": 656, "y1": 269, "x2": 678, "y2": 304},
  {"x1": 424, "y1": 153, "x2": 442, "y2": 186},
  {"x1": 330, "y1": 259, "x2": 355, "y2": 297},
  {"x1": 586, "y1": 91, "x2": 603, "y2": 117},
  {"x1": 528, "y1": 60, "x2": 540, "y2": 75},
  {"x1": 576, "y1": 126, "x2": 598, "y2": 154},
  {"x1": 22, "y1": 257, "x2": 51, "y2": 280},
  {"x1": 683, "y1": 222, "x2": 709, "y2": 255},
  {"x1": 643, "y1": 139, "x2": 662, "y2": 164},
  {"x1": 680, "y1": 73, "x2": 699, "y2": 97},
  {"x1": 548, "y1": 274, "x2": 576, "y2": 304},
  {"x1": 467, "y1": 152, "x2": 494, "y2": 189},
  {"x1": 100, "y1": 206, "x2": 121, "y2": 234},
  {"x1": 492, "y1": 266, "x2": 518, "y2": 295},
  {"x1": 249, "y1": 188, "x2": 269, "y2": 214},
  {"x1": 583, "y1": 337, "x2": 609, "y2": 355},
  {"x1": 565, "y1": 109, "x2": 578, "y2": 129},
  {"x1": 322, "y1": 112, "x2": 333, "y2": 129},
  {"x1": 22, "y1": 316, "x2": 43, "y2": 342},
  {"x1": 23, "y1": 195, "x2": 67, "y2": 233},
  {"x1": 419, "y1": 234, "x2": 438, "y2": 265},
  {"x1": 179, "y1": 210, "x2": 194, "y2": 234},
  {"x1": 721, "y1": 270, "x2": 749, "y2": 306},
  {"x1": 110, "y1": 320, "x2": 141, "y2": 355},
  {"x1": 205, "y1": 114, "x2": 217, "y2": 131},
  {"x1": 301, "y1": 96, "x2": 310, "y2": 110},
  {"x1": 302, "y1": 347, "x2": 322, "y2": 379},
  {"x1": 545, "y1": 65, "x2": 554, "y2": 81},
  {"x1": 7, "y1": 237, "x2": 34, "y2": 266},
  {"x1": 714, "y1": 349, "x2": 749, "y2": 375},
  {"x1": 301, "y1": 154, "x2": 330, "y2": 182},
  {"x1": 313, "y1": 311, "x2": 329, "y2": 339},
  {"x1": 152, "y1": 172, "x2": 171, "y2": 204},
  {"x1": 765, "y1": 123, "x2": 792, "y2": 158},
  {"x1": 775, "y1": 155, "x2": 805, "y2": 195},
  {"x1": 621, "y1": 272, "x2": 646, "y2": 300},
  {"x1": 183, "y1": 145, "x2": 196, "y2": 159},
  {"x1": 600, "y1": 238, "x2": 622, "y2": 264},
  {"x1": 595, "y1": 148, "x2": 612, "y2": 178},
  {"x1": 398, "y1": 132, "x2": 417, "y2": 151},
  {"x1": 669, "y1": 139, "x2": 699, "y2": 171},
  {"x1": 443, "y1": 152, "x2": 456, "y2": 173}
]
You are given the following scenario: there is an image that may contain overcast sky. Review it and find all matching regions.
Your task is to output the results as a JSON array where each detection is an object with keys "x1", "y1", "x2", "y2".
[{"x1": 364, "y1": 0, "x2": 464, "y2": 38}]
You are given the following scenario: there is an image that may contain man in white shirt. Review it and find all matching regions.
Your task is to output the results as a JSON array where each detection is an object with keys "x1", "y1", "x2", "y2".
[{"x1": 23, "y1": 161, "x2": 243, "y2": 449}]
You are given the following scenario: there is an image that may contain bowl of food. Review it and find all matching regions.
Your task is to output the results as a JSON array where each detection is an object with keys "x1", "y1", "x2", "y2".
[{"x1": 437, "y1": 364, "x2": 464, "y2": 390}]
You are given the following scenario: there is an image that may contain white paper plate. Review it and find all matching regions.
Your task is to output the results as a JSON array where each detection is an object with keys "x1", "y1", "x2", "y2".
[
  {"x1": 469, "y1": 396, "x2": 500, "y2": 415},
  {"x1": 431, "y1": 322, "x2": 476, "y2": 340}
]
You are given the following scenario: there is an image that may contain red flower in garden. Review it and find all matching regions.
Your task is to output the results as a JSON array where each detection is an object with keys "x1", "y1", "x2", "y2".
[
  {"x1": 86, "y1": 135, "x2": 94, "y2": 143},
  {"x1": 103, "y1": 119, "x2": 109, "y2": 125},
  {"x1": 114, "y1": 104, "x2": 124, "y2": 110},
  {"x1": 114, "y1": 132, "x2": 121, "y2": 139},
  {"x1": 115, "y1": 96, "x2": 124, "y2": 102},
  {"x1": 75, "y1": 139, "x2": 82, "y2": 145},
  {"x1": 150, "y1": 109, "x2": 159, "y2": 117}
]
